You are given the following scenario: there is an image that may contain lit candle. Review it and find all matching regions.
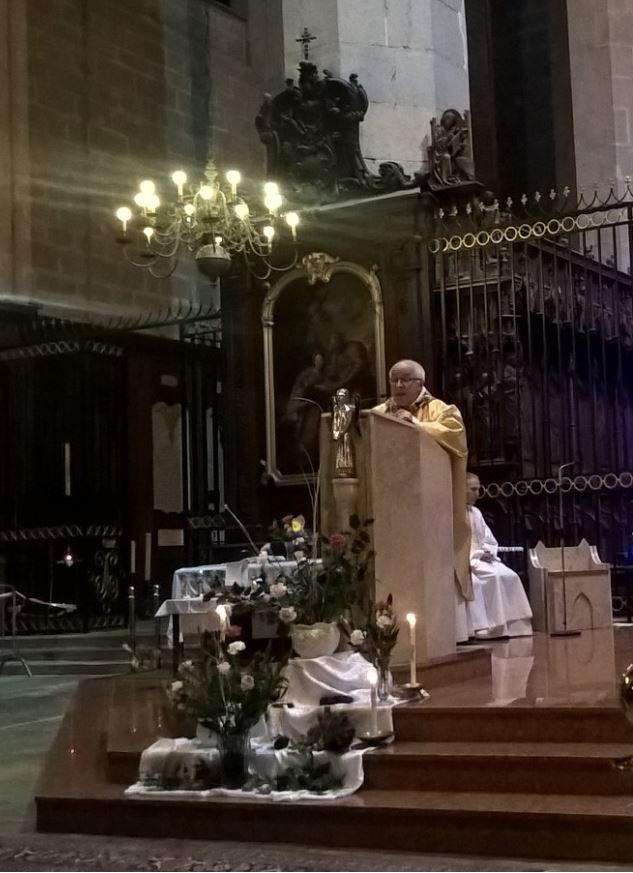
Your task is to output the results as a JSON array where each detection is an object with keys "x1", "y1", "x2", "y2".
[
  {"x1": 216, "y1": 604, "x2": 228, "y2": 643},
  {"x1": 130, "y1": 539, "x2": 136, "y2": 575},
  {"x1": 367, "y1": 666, "x2": 378, "y2": 735},
  {"x1": 406, "y1": 612, "x2": 417, "y2": 685},
  {"x1": 144, "y1": 532, "x2": 152, "y2": 581}
]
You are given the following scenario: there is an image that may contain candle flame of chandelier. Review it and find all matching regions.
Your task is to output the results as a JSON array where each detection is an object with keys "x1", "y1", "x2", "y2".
[{"x1": 115, "y1": 161, "x2": 300, "y2": 282}]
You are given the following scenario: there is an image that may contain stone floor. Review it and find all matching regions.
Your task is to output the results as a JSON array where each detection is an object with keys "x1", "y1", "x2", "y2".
[{"x1": 3, "y1": 648, "x2": 633, "y2": 871}]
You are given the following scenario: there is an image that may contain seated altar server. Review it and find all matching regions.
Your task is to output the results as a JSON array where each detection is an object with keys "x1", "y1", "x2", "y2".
[
  {"x1": 373, "y1": 359, "x2": 473, "y2": 641},
  {"x1": 466, "y1": 473, "x2": 533, "y2": 639}
]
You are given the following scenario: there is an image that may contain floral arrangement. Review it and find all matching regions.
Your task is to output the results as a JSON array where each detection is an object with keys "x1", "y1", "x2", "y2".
[
  {"x1": 167, "y1": 639, "x2": 288, "y2": 738},
  {"x1": 236, "y1": 515, "x2": 374, "y2": 628},
  {"x1": 346, "y1": 594, "x2": 399, "y2": 665}
]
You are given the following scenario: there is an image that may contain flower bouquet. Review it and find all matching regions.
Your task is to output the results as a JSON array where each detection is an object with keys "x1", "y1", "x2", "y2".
[
  {"x1": 168, "y1": 639, "x2": 288, "y2": 787},
  {"x1": 347, "y1": 594, "x2": 399, "y2": 700}
]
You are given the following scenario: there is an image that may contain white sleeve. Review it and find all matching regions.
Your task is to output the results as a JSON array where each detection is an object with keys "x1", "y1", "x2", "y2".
[{"x1": 482, "y1": 519, "x2": 499, "y2": 557}]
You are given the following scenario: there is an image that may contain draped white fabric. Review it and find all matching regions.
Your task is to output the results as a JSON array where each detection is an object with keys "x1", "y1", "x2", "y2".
[
  {"x1": 125, "y1": 652, "x2": 404, "y2": 802},
  {"x1": 125, "y1": 736, "x2": 367, "y2": 802}
]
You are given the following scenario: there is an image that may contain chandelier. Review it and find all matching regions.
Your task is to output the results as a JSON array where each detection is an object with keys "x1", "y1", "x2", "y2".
[{"x1": 115, "y1": 161, "x2": 300, "y2": 281}]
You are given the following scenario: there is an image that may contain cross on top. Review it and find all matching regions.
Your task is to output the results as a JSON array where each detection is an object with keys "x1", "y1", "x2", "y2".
[{"x1": 296, "y1": 27, "x2": 316, "y2": 60}]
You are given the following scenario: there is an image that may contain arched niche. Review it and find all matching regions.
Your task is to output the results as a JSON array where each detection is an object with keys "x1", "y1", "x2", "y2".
[{"x1": 262, "y1": 252, "x2": 386, "y2": 485}]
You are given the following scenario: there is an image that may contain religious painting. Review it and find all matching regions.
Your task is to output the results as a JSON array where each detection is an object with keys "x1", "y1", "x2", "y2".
[{"x1": 263, "y1": 253, "x2": 386, "y2": 485}]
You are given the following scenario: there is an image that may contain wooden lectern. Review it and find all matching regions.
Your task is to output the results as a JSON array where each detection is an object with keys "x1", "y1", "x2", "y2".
[{"x1": 320, "y1": 410, "x2": 457, "y2": 664}]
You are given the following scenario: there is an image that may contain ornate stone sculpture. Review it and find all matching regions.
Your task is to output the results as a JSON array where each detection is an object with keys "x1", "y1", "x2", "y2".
[
  {"x1": 331, "y1": 388, "x2": 359, "y2": 478},
  {"x1": 427, "y1": 109, "x2": 475, "y2": 190},
  {"x1": 256, "y1": 62, "x2": 418, "y2": 198}
]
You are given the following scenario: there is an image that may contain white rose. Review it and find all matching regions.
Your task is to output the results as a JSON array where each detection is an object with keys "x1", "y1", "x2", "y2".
[
  {"x1": 279, "y1": 606, "x2": 297, "y2": 624},
  {"x1": 217, "y1": 660, "x2": 231, "y2": 674},
  {"x1": 376, "y1": 614, "x2": 392, "y2": 629},
  {"x1": 350, "y1": 629, "x2": 366, "y2": 646},
  {"x1": 240, "y1": 673, "x2": 255, "y2": 690},
  {"x1": 227, "y1": 641, "x2": 246, "y2": 655},
  {"x1": 170, "y1": 680, "x2": 183, "y2": 692},
  {"x1": 269, "y1": 582, "x2": 287, "y2": 599},
  {"x1": 294, "y1": 550, "x2": 306, "y2": 561}
]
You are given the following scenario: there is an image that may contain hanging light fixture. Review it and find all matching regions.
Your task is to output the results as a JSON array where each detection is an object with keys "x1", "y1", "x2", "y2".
[{"x1": 114, "y1": 162, "x2": 300, "y2": 282}]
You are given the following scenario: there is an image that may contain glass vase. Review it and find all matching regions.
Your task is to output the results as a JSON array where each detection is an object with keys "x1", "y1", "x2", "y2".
[
  {"x1": 377, "y1": 657, "x2": 392, "y2": 702},
  {"x1": 218, "y1": 731, "x2": 251, "y2": 789}
]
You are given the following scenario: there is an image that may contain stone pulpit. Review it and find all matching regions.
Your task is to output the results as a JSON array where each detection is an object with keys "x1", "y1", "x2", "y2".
[{"x1": 320, "y1": 410, "x2": 457, "y2": 665}]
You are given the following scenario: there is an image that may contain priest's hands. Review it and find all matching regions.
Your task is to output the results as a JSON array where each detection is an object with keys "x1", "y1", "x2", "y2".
[
  {"x1": 393, "y1": 408, "x2": 416, "y2": 423},
  {"x1": 481, "y1": 550, "x2": 495, "y2": 563}
]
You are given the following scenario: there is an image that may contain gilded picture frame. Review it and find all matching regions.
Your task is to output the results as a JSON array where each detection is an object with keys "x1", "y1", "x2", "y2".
[{"x1": 262, "y1": 252, "x2": 386, "y2": 486}]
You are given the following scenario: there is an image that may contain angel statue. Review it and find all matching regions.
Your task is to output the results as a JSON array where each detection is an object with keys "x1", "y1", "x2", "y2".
[{"x1": 331, "y1": 388, "x2": 359, "y2": 478}]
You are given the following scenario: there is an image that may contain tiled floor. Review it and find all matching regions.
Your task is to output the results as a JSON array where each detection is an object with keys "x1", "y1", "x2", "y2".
[{"x1": 0, "y1": 675, "x2": 81, "y2": 832}]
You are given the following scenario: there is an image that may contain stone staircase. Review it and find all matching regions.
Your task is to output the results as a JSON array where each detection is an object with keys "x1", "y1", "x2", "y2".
[
  {"x1": 35, "y1": 675, "x2": 633, "y2": 863},
  {"x1": 0, "y1": 623, "x2": 156, "y2": 675}
]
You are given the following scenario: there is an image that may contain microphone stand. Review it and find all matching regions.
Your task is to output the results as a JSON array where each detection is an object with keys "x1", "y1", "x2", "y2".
[{"x1": 550, "y1": 460, "x2": 581, "y2": 637}]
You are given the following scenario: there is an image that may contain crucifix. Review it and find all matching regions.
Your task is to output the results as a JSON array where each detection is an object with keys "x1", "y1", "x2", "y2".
[{"x1": 296, "y1": 27, "x2": 316, "y2": 60}]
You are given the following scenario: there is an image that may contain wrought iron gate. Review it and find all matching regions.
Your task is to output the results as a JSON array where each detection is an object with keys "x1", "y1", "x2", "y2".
[{"x1": 430, "y1": 186, "x2": 633, "y2": 598}]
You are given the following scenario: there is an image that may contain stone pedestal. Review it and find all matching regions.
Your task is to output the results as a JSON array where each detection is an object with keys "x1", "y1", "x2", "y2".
[
  {"x1": 320, "y1": 410, "x2": 456, "y2": 664},
  {"x1": 331, "y1": 477, "x2": 360, "y2": 532}
]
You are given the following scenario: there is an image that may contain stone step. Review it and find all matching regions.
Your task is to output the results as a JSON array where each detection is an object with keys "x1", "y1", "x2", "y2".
[
  {"x1": 394, "y1": 703, "x2": 633, "y2": 743},
  {"x1": 35, "y1": 785, "x2": 633, "y2": 863},
  {"x1": 0, "y1": 659, "x2": 133, "y2": 676},
  {"x1": 363, "y1": 740, "x2": 633, "y2": 795}
]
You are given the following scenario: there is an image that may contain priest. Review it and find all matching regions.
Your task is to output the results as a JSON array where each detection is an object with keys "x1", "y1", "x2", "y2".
[
  {"x1": 465, "y1": 472, "x2": 533, "y2": 638},
  {"x1": 373, "y1": 359, "x2": 472, "y2": 630}
]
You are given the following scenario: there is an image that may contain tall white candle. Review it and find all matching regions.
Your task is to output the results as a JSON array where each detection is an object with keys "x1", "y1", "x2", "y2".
[
  {"x1": 406, "y1": 613, "x2": 417, "y2": 685},
  {"x1": 144, "y1": 532, "x2": 152, "y2": 581},
  {"x1": 216, "y1": 604, "x2": 228, "y2": 643},
  {"x1": 367, "y1": 666, "x2": 378, "y2": 735},
  {"x1": 130, "y1": 539, "x2": 136, "y2": 575}
]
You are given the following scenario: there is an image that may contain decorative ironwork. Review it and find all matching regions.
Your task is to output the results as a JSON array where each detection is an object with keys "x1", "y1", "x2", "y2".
[
  {"x1": 430, "y1": 185, "x2": 633, "y2": 570},
  {"x1": 481, "y1": 471, "x2": 633, "y2": 499},
  {"x1": 0, "y1": 524, "x2": 122, "y2": 543},
  {"x1": 91, "y1": 545, "x2": 121, "y2": 614},
  {"x1": 256, "y1": 62, "x2": 418, "y2": 198}
]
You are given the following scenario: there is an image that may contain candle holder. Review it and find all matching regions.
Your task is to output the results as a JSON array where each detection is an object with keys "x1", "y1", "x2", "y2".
[
  {"x1": 394, "y1": 682, "x2": 428, "y2": 700},
  {"x1": 357, "y1": 729, "x2": 394, "y2": 747}
]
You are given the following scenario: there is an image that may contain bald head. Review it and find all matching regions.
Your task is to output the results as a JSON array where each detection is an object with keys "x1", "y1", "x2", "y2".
[
  {"x1": 389, "y1": 359, "x2": 426, "y2": 407},
  {"x1": 466, "y1": 472, "x2": 481, "y2": 505}
]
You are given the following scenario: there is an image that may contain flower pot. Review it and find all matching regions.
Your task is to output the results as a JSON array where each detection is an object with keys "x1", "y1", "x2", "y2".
[{"x1": 291, "y1": 622, "x2": 341, "y2": 659}]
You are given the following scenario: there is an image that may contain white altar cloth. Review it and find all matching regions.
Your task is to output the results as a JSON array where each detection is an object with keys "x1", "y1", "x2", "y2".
[
  {"x1": 171, "y1": 559, "x2": 319, "y2": 599},
  {"x1": 126, "y1": 735, "x2": 366, "y2": 802}
]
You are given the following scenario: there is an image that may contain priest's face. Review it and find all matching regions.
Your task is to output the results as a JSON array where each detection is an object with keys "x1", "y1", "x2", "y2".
[
  {"x1": 389, "y1": 362, "x2": 424, "y2": 407},
  {"x1": 466, "y1": 475, "x2": 481, "y2": 505}
]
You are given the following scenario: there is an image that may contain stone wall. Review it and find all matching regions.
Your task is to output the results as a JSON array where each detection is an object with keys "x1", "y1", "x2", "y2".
[
  {"x1": 0, "y1": 0, "x2": 282, "y2": 320},
  {"x1": 567, "y1": 0, "x2": 633, "y2": 190},
  {"x1": 281, "y1": 0, "x2": 470, "y2": 177}
]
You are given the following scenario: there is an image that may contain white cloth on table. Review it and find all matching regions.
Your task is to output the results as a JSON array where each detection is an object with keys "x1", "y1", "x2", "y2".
[
  {"x1": 125, "y1": 735, "x2": 366, "y2": 802},
  {"x1": 466, "y1": 506, "x2": 533, "y2": 638},
  {"x1": 156, "y1": 596, "x2": 220, "y2": 644},
  {"x1": 171, "y1": 559, "x2": 319, "y2": 600}
]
